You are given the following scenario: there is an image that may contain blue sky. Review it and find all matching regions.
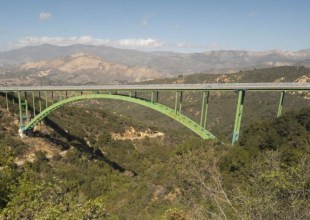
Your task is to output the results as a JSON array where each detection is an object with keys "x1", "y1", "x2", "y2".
[{"x1": 0, "y1": 0, "x2": 309, "y2": 52}]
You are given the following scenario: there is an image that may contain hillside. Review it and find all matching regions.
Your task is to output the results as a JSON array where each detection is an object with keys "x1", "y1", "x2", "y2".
[
  {"x1": 0, "y1": 66, "x2": 309, "y2": 219},
  {"x1": 1, "y1": 44, "x2": 310, "y2": 75},
  {"x1": 0, "y1": 53, "x2": 169, "y2": 86},
  {"x1": 0, "y1": 91, "x2": 309, "y2": 219}
]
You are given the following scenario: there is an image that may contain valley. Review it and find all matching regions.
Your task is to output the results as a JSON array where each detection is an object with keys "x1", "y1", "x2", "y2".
[{"x1": 0, "y1": 65, "x2": 309, "y2": 219}]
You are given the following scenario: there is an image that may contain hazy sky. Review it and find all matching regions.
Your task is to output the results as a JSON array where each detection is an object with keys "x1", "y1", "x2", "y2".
[{"x1": 0, "y1": 0, "x2": 309, "y2": 52}]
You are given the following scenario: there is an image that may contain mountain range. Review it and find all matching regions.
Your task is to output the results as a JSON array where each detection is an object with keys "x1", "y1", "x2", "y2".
[
  {"x1": 1, "y1": 44, "x2": 310, "y2": 75},
  {"x1": 1, "y1": 44, "x2": 310, "y2": 85},
  {"x1": 0, "y1": 53, "x2": 169, "y2": 85}
]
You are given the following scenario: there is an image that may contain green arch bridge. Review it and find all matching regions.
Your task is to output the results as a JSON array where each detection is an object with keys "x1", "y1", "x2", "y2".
[{"x1": 0, "y1": 83, "x2": 309, "y2": 144}]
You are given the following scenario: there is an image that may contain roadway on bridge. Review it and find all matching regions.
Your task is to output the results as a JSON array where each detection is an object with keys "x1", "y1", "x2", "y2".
[{"x1": 0, "y1": 82, "x2": 310, "y2": 92}]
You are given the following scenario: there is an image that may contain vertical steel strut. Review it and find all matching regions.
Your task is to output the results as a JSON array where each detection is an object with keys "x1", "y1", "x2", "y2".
[
  {"x1": 25, "y1": 100, "x2": 29, "y2": 123},
  {"x1": 200, "y1": 91, "x2": 209, "y2": 128},
  {"x1": 174, "y1": 91, "x2": 183, "y2": 114},
  {"x1": 18, "y1": 91, "x2": 23, "y2": 128},
  {"x1": 32, "y1": 91, "x2": 36, "y2": 117},
  {"x1": 45, "y1": 91, "x2": 48, "y2": 108},
  {"x1": 39, "y1": 91, "x2": 42, "y2": 112},
  {"x1": 151, "y1": 91, "x2": 159, "y2": 103},
  {"x1": 17, "y1": 91, "x2": 29, "y2": 128},
  {"x1": 156, "y1": 91, "x2": 159, "y2": 103},
  {"x1": 151, "y1": 91, "x2": 154, "y2": 103},
  {"x1": 277, "y1": 91, "x2": 285, "y2": 117},
  {"x1": 5, "y1": 92, "x2": 9, "y2": 110},
  {"x1": 232, "y1": 90, "x2": 246, "y2": 144},
  {"x1": 24, "y1": 92, "x2": 29, "y2": 123},
  {"x1": 12, "y1": 92, "x2": 15, "y2": 106}
]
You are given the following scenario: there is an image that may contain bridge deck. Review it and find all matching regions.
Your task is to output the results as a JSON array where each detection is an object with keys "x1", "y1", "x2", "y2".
[{"x1": 0, "y1": 83, "x2": 309, "y2": 92}]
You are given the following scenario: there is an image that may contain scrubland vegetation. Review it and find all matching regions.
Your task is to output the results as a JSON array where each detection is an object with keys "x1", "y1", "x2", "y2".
[
  {"x1": 0, "y1": 66, "x2": 309, "y2": 219},
  {"x1": 0, "y1": 101, "x2": 309, "y2": 219}
]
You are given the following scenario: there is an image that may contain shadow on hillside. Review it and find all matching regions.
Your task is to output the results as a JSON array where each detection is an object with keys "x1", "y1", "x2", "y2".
[
  {"x1": 0, "y1": 92, "x2": 19, "y2": 111},
  {"x1": 34, "y1": 117, "x2": 127, "y2": 173},
  {"x1": 0, "y1": 92, "x2": 129, "y2": 173}
]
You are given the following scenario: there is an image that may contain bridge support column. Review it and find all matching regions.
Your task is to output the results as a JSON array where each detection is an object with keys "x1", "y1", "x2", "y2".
[
  {"x1": 17, "y1": 91, "x2": 29, "y2": 130},
  {"x1": 130, "y1": 91, "x2": 137, "y2": 98},
  {"x1": 174, "y1": 91, "x2": 183, "y2": 114},
  {"x1": 18, "y1": 92, "x2": 22, "y2": 128},
  {"x1": 151, "y1": 91, "x2": 159, "y2": 103},
  {"x1": 5, "y1": 92, "x2": 9, "y2": 111},
  {"x1": 12, "y1": 92, "x2": 15, "y2": 106},
  {"x1": 51, "y1": 91, "x2": 54, "y2": 104},
  {"x1": 24, "y1": 92, "x2": 29, "y2": 124},
  {"x1": 277, "y1": 91, "x2": 285, "y2": 117},
  {"x1": 200, "y1": 91, "x2": 209, "y2": 128},
  {"x1": 38, "y1": 91, "x2": 42, "y2": 112},
  {"x1": 151, "y1": 91, "x2": 154, "y2": 103},
  {"x1": 232, "y1": 90, "x2": 246, "y2": 144},
  {"x1": 45, "y1": 91, "x2": 48, "y2": 108},
  {"x1": 32, "y1": 91, "x2": 36, "y2": 117},
  {"x1": 59, "y1": 91, "x2": 62, "y2": 101},
  {"x1": 156, "y1": 91, "x2": 159, "y2": 103}
]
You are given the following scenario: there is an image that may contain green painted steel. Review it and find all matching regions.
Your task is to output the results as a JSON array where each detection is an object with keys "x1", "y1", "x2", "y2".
[
  {"x1": 179, "y1": 91, "x2": 183, "y2": 114},
  {"x1": 25, "y1": 100, "x2": 29, "y2": 123},
  {"x1": 18, "y1": 91, "x2": 23, "y2": 129},
  {"x1": 17, "y1": 92, "x2": 29, "y2": 128},
  {"x1": 156, "y1": 91, "x2": 159, "y2": 103},
  {"x1": 200, "y1": 92, "x2": 206, "y2": 126},
  {"x1": 151, "y1": 91, "x2": 159, "y2": 103},
  {"x1": 277, "y1": 91, "x2": 285, "y2": 117},
  {"x1": 5, "y1": 92, "x2": 8, "y2": 110},
  {"x1": 203, "y1": 91, "x2": 209, "y2": 128},
  {"x1": 151, "y1": 91, "x2": 155, "y2": 103},
  {"x1": 45, "y1": 91, "x2": 48, "y2": 108},
  {"x1": 174, "y1": 92, "x2": 179, "y2": 113},
  {"x1": 39, "y1": 91, "x2": 42, "y2": 112},
  {"x1": 32, "y1": 91, "x2": 36, "y2": 117},
  {"x1": 5, "y1": 83, "x2": 308, "y2": 143},
  {"x1": 12, "y1": 92, "x2": 15, "y2": 106},
  {"x1": 200, "y1": 91, "x2": 209, "y2": 128},
  {"x1": 174, "y1": 91, "x2": 183, "y2": 114},
  {"x1": 21, "y1": 94, "x2": 216, "y2": 140},
  {"x1": 232, "y1": 90, "x2": 246, "y2": 144}
]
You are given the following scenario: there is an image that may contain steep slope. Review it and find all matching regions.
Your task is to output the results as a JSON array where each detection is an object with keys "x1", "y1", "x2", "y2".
[{"x1": 0, "y1": 91, "x2": 309, "y2": 219}]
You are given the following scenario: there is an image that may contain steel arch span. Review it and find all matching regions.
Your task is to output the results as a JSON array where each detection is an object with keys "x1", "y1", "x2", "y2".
[{"x1": 20, "y1": 94, "x2": 216, "y2": 140}]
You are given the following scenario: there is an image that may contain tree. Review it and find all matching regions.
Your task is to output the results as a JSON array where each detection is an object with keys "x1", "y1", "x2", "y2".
[
  {"x1": 175, "y1": 139, "x2": 238, "y2": 219},
  {"x1": 0, "y1": 145, "x2": 19, "y2": 209}
]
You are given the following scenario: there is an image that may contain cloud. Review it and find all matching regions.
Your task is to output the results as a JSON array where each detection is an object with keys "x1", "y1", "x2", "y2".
[
  {"x1": 174, "y1": 42, "x2": 224, "y2": 50},
  {"x1": 14, "y1": 36, "x2": 110, "y2": 47},
  {"x1": 118, "y1": 38, "x2": 164, "y2": 48},
  {"x1": 12, "y1": 36, "x2": 164, "y2": 49},
  {"x1": 39, "y1": 12, "x2": 52, "y2": 21},
  {"x1": 9, "y1": 36, "x2": 223, "y2": 52},
  {"x1": 141, "y1": 17, "x2": 148, "y2": 27},
  {"x1": 173, "y1": 25, "x2": 180, "y2": 30},
  {"x1": 248, "y1": 11, "x2": 257, "y2": 17}
]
